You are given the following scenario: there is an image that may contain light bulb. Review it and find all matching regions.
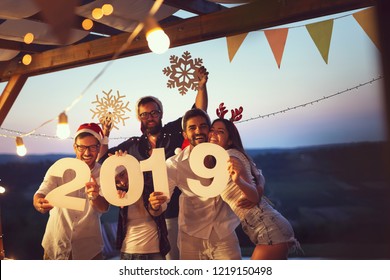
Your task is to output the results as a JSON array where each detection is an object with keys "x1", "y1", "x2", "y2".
[
  {"x1": 144, "y1": 16, "x2": 170, "y2": 54},
  {"x1": 92, "y1": 8, "x2": 103, "y2": 20},
  {"x1": 24, "y1": 33, "x2": 34, "y2": 44},
  {"x1": 146, "y1": 28, "x2": 170, "y2": 54},
  {"x1": 82, "y1": 19, "x2": 94, "y2": 31},
  {"x1": 57, "y1": 112, "x2": 70, "y2": 140},
  {"x1": 22, "y1": 54, "x2": 32, "y2": 65},
  {"x1": 16, "y1": 137, "x2": 27, "y2": 157},
  {"x1": 102, "y1": 4, "x2": 114, "y2": 16}
]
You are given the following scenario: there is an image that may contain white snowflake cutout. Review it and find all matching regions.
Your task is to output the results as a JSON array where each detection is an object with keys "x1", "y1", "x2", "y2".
[
  {"x1": 90, "y1": 89, "x2": 131, "y2": 130},
  {"x1": 162, "y1": 51, "x2": 203, "y2": 95}
]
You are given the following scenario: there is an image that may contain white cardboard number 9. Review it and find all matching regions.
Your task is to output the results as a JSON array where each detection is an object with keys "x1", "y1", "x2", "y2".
[{"x1": 188, "y1": 143, "x2": 229, "y2": 198}]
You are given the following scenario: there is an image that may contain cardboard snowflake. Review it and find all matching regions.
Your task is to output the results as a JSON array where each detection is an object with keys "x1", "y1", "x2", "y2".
[
  {"x1": 90, "y1": 89, "x2": 131, "y2": 130},
  {"x1": 162, "y1": 51, "x2": 203, "y2": 95}
]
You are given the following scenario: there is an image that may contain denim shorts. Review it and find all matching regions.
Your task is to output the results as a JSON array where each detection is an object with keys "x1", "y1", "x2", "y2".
[{"x1": 241, "y1": 204, "x2": 296, "y2": 247}]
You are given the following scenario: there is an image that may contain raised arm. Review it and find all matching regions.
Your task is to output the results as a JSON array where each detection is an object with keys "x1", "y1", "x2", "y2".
[
  {"x1": 195, "y1": 66, "x2": 209, "y2": 111},
  {"x1": 98, "y1": 116, "x2": 112, "y2": 161}
]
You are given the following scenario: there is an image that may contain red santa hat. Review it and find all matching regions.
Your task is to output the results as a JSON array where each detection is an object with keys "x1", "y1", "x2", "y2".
[{"x1": 74, "y1": 123, "x2": 104, "y2": 143}]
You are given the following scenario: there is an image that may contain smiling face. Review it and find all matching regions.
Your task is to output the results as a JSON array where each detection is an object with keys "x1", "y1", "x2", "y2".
[
  {"x1": 73, "y1": 134, "x2": 100, "y2": 169},
  {"x1": 183, "y1": 116, "x2": 210, "y2": 147},
  {"x1": 139, "y1": 101, "x2": 163, "y2": 135},
  {"x1": 209, "y1": 120, "x2": 232, "y2": 149}
]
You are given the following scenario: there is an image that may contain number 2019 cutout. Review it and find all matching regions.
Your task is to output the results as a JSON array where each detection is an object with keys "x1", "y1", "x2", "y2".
[{"x1": 45, "y1": 143, "x2": 229, "y2": 211}]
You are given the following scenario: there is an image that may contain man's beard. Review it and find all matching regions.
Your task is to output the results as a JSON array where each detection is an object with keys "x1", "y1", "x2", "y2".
[
  {"x1": 142, "y1": 120, "x2": 162, "y2": 135},
  {"x1": 188, "y1": 133, "x2": 208, "y2": 147}
]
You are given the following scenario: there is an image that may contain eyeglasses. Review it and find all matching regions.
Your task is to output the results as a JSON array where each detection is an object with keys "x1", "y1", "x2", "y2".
[
  {"x1": 139, "y1": 110, "x2": 161, "y2": 120},
  {"x1": 75, "y1": 144, "x2": 100, "y2": 152}
]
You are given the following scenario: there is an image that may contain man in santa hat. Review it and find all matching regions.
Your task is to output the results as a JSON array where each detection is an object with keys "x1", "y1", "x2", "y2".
[{"x1": 33, "y1": 123, "x2": 109, "y2": 260}]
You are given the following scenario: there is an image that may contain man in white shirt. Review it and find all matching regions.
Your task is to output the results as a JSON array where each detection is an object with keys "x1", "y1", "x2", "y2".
[
  {"x1": 33, "y1": 123, "x2": 109, "y2": 260},
  {"x1": 154, "y1": 108, "x2": 241, "y2": 260}
]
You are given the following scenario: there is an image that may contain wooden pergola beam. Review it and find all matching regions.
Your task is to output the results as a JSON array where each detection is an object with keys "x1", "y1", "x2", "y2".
[
  {"x1": 0, "y1": 0, "x2": 376, "y2": 83},
  {"x1": 0, "y1": 74, "x2": 28, "y2": 126}
]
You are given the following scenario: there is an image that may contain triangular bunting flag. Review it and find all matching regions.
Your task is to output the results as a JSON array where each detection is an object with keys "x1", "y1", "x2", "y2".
[
  {"x1": 33, "y1": 0, "x2": 78, "y2": 45},
  {"x1": 306, "y1": 19, "x2": 334, "y2": 64},
  {"x1": 226, "y1": 33, "x2": 249, "y2": 62},
  {"x1": 353, "y1": 7, "x2": 380, "y2": 51},
  {"x1": 264, "y1": 28, "x2": 289, "y2": 68}
]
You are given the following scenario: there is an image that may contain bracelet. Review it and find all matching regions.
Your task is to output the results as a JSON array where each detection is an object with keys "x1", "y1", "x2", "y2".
[{"x1": 101, "y1": 136, "x2": 109, "y2": 145}]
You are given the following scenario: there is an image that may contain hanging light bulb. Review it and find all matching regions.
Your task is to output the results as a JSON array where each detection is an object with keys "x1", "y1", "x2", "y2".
[
  {"x1": 145, "y1": 16, "x2": 170, "y2": 54},
  {"x1": 82, "y1": 19, "x2": 94, "y2": 31},
  {"x1": 57, "y1": 112, "x2": 70, "y2": 140},
  {"x1": 92, "y1": 8, "x2": 103, "y2": 20},
  {"x1": 102, "y1": 4, "x2": 114, "y2": 16},
  {"x1": 15, "y1": 137, "x2": 27, "y2": 157},
  {"x1": 24, "y1": 33, "x2": 34, "y2": 44},
  {"x1": 22, "y1": 54, "x2": 32, "y2": 65}
]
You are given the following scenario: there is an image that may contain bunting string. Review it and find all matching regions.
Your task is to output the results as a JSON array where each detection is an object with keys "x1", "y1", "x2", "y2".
[{"x1": 0, "y1": 75, "x2": 383, "y2": 139}]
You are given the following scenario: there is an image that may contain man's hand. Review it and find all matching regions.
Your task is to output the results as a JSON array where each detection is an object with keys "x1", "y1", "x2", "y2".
[{"x1": 197, "y1": 66, "x2": 209, "y2": 90}]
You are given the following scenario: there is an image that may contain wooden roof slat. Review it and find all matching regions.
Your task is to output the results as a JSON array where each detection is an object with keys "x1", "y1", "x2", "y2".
[
  {"x1": 0, "y1": 74, "x2": 28, "y2": 125},
  {"x1": 0, "y1": 0, "x2": 376, "y2": 82}
]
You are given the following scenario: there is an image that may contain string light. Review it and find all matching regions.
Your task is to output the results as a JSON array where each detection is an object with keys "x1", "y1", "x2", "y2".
[
  {"x1": 82, "y1": 19, "x2": 94, "y2": 31},
  {"x1": 1, "y1": 75, "x2": 382, "y2": 143},
  {"x1": 102, "y1": 4, "x2": 114, "y2": 16},
  {"x1": 92, "y1": 8, "x2": 103, "y2": 20},
  {"x1": 22, "y1": 54, "x2": 32, "y2": 65},
  {"x1": 15, "y1": 137, "x2": 27, "y2": 157},
  {"x1": 1, "y1": 1, "x2": 374, "y2": 156},
  {"x1": 237, "y1": 76, "x2": 383, "y2": 123},
  {"x1": 1, "y1": 0, "x2": 167, "y2": 156},
  {"x1": 56, "y1": 112, "x2": 70, "y2": 140},
  {"x1": 24, "y1": 33, "x2": 34, "y2": 44},
  {"x1": 145, "y1": 16, "x2": 170, "y2": 54}
]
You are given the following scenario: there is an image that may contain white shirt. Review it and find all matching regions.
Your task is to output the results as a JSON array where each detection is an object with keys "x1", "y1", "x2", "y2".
[
  {"x1": 36, "y1": 163, "x2": 105, "y2": 260},
  {"x1": 121, "y1": 198, "x2": 159, "y2": 254},
  {"x1": 166, "y1": 146, "x2": 239, "y2": 240}
]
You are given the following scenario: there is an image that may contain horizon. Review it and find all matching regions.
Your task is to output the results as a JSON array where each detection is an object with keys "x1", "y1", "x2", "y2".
[
  {"x1": 0, "y1": 139, "x2": 385, "y2": 157},
  {"x1": 0, "y1": 8, "x2": 387, "y2": 155}
]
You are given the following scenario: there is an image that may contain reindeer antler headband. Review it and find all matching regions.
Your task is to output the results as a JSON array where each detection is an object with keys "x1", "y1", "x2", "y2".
[{"x1": 216, "y1": 102, "x2": 243, "y2": 122}]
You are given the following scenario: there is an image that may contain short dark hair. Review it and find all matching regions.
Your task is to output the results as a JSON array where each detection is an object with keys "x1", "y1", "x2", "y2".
[{"x1": 182, "y1": 108, "x2": 211, "y2": 130}]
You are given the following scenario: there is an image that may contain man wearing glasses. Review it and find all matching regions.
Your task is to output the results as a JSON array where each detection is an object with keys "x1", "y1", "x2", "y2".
[
  {"x1": 33, "y1": 123, "x2": 110, "y2": 259},
  {"x1": 99, "y1": 66, "x2": 209, "y2": 260}
]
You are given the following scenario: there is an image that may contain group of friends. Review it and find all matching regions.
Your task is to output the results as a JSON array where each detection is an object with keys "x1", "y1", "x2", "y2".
[{"x1": 32, "y1": 67, "x2": 300, "y2": 260}]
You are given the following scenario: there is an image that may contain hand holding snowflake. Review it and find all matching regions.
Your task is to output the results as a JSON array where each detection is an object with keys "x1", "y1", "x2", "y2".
[
  {"x1": 100, "y1": 114, "x2": 113, "y2": 136},
  {"x1": 90, "y1": 89, "x2": 131, "y2": 131},
  {"x1": 162, "y1": 51, "x2": 205, "y2": 95}
]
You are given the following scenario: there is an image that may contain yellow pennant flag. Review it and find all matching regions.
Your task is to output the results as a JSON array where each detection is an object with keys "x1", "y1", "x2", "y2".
[
  {"x1": 264, "y1": 28, "x2": 289, "y2": 68},
  {"x1": 353, "y1": 7, "x2": 380, "y2": 51},
  {"x1": 306, "y1": 19, "x2": 334, "y2": 64},
  {"x1": 226, "y1": 33, "x2": 249, "y2": 62}
]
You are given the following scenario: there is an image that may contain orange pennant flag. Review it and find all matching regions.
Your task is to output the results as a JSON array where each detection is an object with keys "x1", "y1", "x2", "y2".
[
  {"x1": 33, "y1": 0, "x2": 78, "y2": 45},
  {"x1": 353, "y1": 7, "x2": 380, "y2": 51},
  {"x1": 264, "y1": 28, "x2": 289, "y2": 68},
  {"x1": 226, "y1": 33, "x2": 249, "y2": 62},
  {"x1": 306, "y1": 19, "x2": 334, "y2": 64}
]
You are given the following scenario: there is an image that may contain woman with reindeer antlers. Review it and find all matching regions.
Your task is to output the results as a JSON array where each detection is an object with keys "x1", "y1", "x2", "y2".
[{"x1": 209, "y1": 103, "x2": 301, "y2": 260}]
